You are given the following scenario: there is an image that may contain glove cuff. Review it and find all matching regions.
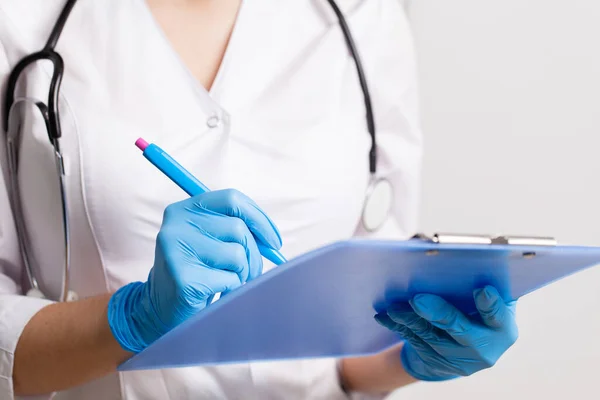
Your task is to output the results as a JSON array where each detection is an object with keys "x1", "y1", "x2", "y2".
[{"x1": 107, "y1": 282, "x2": 149, "y2": 354}]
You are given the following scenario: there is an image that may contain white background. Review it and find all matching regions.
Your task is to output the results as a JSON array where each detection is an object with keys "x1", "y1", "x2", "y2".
[{"x1": 391, "y1": 0, "x2": 600, "y2": 399}]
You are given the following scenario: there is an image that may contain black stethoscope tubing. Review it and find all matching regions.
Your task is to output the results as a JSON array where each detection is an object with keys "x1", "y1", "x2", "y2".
[{"x1": 3, "y1": 0, "x2": 390, "y2": 301}]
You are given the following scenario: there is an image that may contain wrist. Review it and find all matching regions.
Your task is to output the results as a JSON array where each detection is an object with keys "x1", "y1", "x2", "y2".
[{"x1": 339, "y1": 344, "x2": 417, "y2": 394}]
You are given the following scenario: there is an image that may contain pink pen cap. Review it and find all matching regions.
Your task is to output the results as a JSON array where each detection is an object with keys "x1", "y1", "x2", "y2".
[{"x1": 135, "y1": 138, "x2": 150, "y2": 151}]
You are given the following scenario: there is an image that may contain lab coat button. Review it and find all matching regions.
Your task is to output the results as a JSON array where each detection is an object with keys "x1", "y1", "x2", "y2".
[{"x1": 207, "y1": 115, "x2": 220, "y2": 128}]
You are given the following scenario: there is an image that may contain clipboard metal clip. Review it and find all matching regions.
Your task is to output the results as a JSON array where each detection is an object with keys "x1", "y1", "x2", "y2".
[{"x1": 412, "y1": 233, "x2": 557, "y2": 247}]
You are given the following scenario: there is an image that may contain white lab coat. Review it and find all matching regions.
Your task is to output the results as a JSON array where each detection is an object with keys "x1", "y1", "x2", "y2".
[{"x1": 0, "y1": 0, "x2": 422, "y2": 398}]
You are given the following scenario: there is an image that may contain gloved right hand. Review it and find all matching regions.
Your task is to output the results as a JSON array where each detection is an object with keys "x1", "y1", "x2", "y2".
[{"x1": 107, "y1": 189, "x2": 283, "y2": 353}]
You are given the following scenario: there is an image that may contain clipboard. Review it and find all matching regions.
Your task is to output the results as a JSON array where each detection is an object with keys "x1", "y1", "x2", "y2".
[{"x1": 117, "y1": 233, "x2": 600, "y2": 372}]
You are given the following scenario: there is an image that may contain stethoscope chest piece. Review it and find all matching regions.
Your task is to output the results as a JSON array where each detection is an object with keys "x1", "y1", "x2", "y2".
[{"x1": 362, "y1": 178, "x2": 393, "y2": 232}]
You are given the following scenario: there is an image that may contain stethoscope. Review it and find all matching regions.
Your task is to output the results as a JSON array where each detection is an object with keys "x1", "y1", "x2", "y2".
[{"x1": 2, "y1": 0, "x2": 394, "y2": 302}]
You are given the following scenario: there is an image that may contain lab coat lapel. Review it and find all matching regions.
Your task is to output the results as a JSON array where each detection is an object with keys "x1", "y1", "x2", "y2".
[
  {"x1": 213, "y1": 0, "x2": 369, "y2": 114},
  {"x1": 211, "y1": 0, "x2": 285, "y2": 112},
  {"x1": 214, "y1": 0, "x2": 320, "y2": 113}
]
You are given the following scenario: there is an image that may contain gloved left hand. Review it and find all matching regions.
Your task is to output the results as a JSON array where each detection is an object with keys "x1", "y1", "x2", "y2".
[{"x1": 375, "y1": 286, "x2": 518, "y2": 382}]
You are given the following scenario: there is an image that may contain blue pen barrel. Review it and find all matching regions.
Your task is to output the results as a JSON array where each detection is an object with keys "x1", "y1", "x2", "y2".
[{"x1": 143, "y1": 144, "x2": 210, "y2": 196}]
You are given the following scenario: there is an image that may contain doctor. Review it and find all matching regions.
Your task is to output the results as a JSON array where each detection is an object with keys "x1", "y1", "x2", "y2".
[{"x1": 0, "y1": 0, "x2": 519, "y2": 399}]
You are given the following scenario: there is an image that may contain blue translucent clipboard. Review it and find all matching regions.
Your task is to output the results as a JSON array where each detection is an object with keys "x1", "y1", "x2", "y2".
[{"x1": 118, "y1": 234, "x2": 600, "y2": 372}]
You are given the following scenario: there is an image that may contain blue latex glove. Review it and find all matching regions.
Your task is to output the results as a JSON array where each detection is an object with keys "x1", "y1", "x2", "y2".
[
  {"x1": 108, "y1": 189, "x2": 282, "y2": 353},
  {"x1": 375, "y1": 286, "x2": 518, "y2": 381}
]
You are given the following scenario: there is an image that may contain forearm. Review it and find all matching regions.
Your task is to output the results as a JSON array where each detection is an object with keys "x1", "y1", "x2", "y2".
[
  {"x1": 13, "y1": 294, "x2": 132, "y2": 396},
  {"x1": 340, "y1": 344, "x2": 417, "y2": 395}
]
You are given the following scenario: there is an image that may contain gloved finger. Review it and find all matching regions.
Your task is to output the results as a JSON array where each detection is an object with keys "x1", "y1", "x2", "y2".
[
  {"x1": 374, "y1": 312, "x2": 399, "y2": 330},
  {"x1": 376, "y1": 317, "x2": 467, "y2": 381},
  {"x1": 185, "y1": 267, "x2": 245, "y2": 300},
  {"x1": 375, "y1": 313, "x2": 432, "y2": 354},
  {"x1": 387, "y1": 303, "x2": 431, "y2": 335},
  {"x1": 186, "y1": 212, "x2": 263, "y2": 282},
  {"x1": 388, "y1": 303, "x2": 457, "y2": 347},
  {"x1": 474, "y1": 286, "x2": 517, "y2": 330},
  {"x1": 174, "y1": 228, "x2": 250, "y2": 284},
  {"x1": 190, "y1": 189, "x2": 283, "y2": 250},
  {"x1": 410, "y1": 294, "x2": 476, "y2": 347}
]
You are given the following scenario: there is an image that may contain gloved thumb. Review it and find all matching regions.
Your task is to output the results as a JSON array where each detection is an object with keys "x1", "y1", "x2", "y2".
[{"x1": 474, "y1": 286, "x2": 513, "y2": 329}]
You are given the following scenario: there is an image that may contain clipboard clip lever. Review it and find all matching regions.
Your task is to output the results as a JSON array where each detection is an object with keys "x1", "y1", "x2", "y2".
[{"x1": 412, "y1": 233, "x2": 557, "y2": 247}]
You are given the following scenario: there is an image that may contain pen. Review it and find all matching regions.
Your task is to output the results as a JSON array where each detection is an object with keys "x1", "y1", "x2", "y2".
[{"x1": 135, "y1": 137, "x2": 287, "y2": 266}]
